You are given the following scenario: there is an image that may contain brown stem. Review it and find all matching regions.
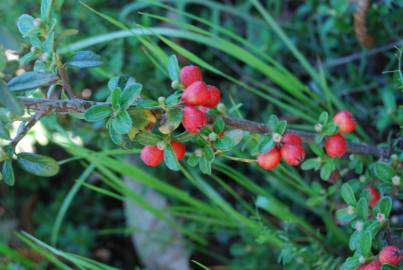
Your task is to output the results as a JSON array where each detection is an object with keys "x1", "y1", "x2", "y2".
[
  {"x1": 11, "y1": 107, "x2": 49, "y2": 148},
  {"x1": 17, "y1": 97, "x2": 389, "y2": 158}
]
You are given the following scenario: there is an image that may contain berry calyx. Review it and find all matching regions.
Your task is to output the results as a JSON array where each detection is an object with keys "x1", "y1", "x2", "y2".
[
  {"x1": 182, "y1": 81, "x2": 209, "y2": 106},
  {"x1": 361, "y1": 260, "x2": 381, "y2": 270},
  {"x1": 281, "y1": 143, "x2": 306, "y2": 166},
  {"x1": 171, "y1": 141, "x2": 186, "y2": 161},
  {"x1": 140, "y1": 145, "x2": 164, "y2": 167},
  {"x1": 367, "y1": 186, "x2": 380, "y2": 207},
  {"x1": 203, "y1": 85, "x2": 221, "y2": 108},
  {"x1": 324, "y1": 134, "x2": 346, "y2": 157},
  {"x1": 180, "y1": 65, "x2": 202, "y2": 87},
  {"x1": 257, "y1": 147, "x2": 281, "y2": 170},
  {"x1": 333, "y1": 111, "x2": 356, "y2": 133},
  {"x1": 379, "y1": 246, "x2": 402, "y2": 266},
  {"x1": 282, "y1": 132, "x2": 302, "y2": 145},
  {"x1": 182, "y1": 106, "x2": 207, "y2": 133}
]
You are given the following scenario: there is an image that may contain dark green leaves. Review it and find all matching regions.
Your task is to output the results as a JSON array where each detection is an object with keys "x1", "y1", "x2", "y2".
[
  {"x1": 341, "y1": 183, "x2": 356, "y2": 205},
  {"x1": 2, "y1": 160, "x2": 14, "y2": 186},
  {"x1": 357, "y1": 231, "x2": 371, "y2": 256},
  {"x1": 159, "y1": 108, "x2": 182, "y2": 134},
  {"x1": 301, "y1": 158, "x2": 321, "y2": 170},
  {"x1": 120, "y1": 83, "x2": 142, "y2": 110},
  {"x1": 111, "y1": 111, "x2": 132, "y2": 134},
  {"x1": 371, "y1": 162, "x2": 394, "y2": 183},
  {"x1": 84, "y1": 105, "x2": 112, "y2": 122},
  {"x1": 164, "y1": 144, "x2": 180, "y2": 171},
  {"x1": 375, "y1": 197, "x2": 392, "y2": 217},
  {"x1": 215, "y1": 136, "x2": 234, "y2": 151},
  {"x1": 167, "y1": 55, "x2": 180, "y2": 82},
  {"x1": 0, "y1": 80, "x2": 23, "y2": 115},
  {"x1": 67, "y1": 51, "x2": 103, "y2": 68},
  {"x1": 8, "y1": 71, "x2": 57, "y2": 92},
  {"x1": 17, "y1": 153, "x2": 59, "y2": 177}
]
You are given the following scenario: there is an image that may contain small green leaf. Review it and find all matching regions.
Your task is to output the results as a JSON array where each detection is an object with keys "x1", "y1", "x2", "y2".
[
  {"x1": 84, "y1": 105, "x2": 112, "y2": 122},
  {"x1": 320, "y1": 162, "x2": 334, "y2": 180},
  {"x1": 119, "y1": 83, "x2": 142, "y2": 110},
  {"x1": 0, "y1": 47, "x2": 7, "y2": 72},
  {"x1": 341, "y1": 183, "x2": 356, "y2": 205},
  {"x1": 111, "y1": 87, "x2": 122, "y2": 111},
  {"x1": 356, "y1": 197, "x2": 368, "y2": 220},
  {"x1": 111, "y1": 111, "x2": 132, "y2": 134},
  {"x1": 67, "y1": 51, "x2": 103, "y2": 68},
  {"x1": 135, "y1": 131, "x2": 162, "y2": 146},
  {"x1": 167, "y1": 55, "x2": 180, "y2": 82},
  {"x1": 108, "y1": 76, "x2": 120, "y2": 91},
  {"x1": 321, "y1": 123, "x2": 338, "y2": 136},
  {"x1": 187, "y1": 153, "x2": 200, "y2": 167},
  {"x1": 225, "y1": 129, "x2": 244, "y2": 146},
  {"x1": 2, "y1": 160, "x2": 14, "y2": 186},
  {"x1": 267, "y1": 115, "x2": 279, "y2": 129},
  {"x1": 8, "y1": 71, "x2": 57, "y2": 92},
  {"x1": 372, "y1": 162, "x2": 394, "y2": 183},
  {"x1": 164, "y1": 144, "x2": 180, "y2": 171},
  {"x1": 259, "y1": 136, "x2": 274, "y2": 153},
  {"x1": 273, "y1": 120, "x2": 287, "y2": 135},
  {"x1": 216, "y1": 136, "x2": 234, "y2": 151},
  {"x1": 159, "y1": 108, "x2": 182, "y2": 134},
  {"x1": 213, "y1": 117, "x2": 225, "y2": 133},
  {"x1": 349, "y1": 230, "x2": 360, "y2": 251},
  {"x1": 199, "y1": 156, "x2": 212, "y2": 175},
  {"x1": 358, "y1": 231, "x2": 372, "y2": 256},
  {"x1": 17, "y1": 14, "x2": 36, "y2": 37},
  {"x1": 0, "y1": 80, "x2": 23, "y2": 115},
  {"x1": 319, "y1": 111, "x2": 328, "y2": 124},
  {"x1": 203, "y1": 145, "x2": 215, "y2": 161},
  {"x1": 336, "y1": 207, "x2": 356, "y2": 223},
  {"x1": 376, "y1": 197, "x2": 392, "y2": 217},
  {"x1": 301, "y1": 158, "x2": 321, "y2": 170},
  {"x1": 17, "y1": 153, "x2": 59, "y2": 177},
  {"x1": 108, "y1": 125, "x2": 123, "y2": 145},
  {"x1": 340, "y1": 256, "x2": 359, "y2": 270},
  {"x1": 40, "y1": 0, "x2": 52, "y2": 21}
]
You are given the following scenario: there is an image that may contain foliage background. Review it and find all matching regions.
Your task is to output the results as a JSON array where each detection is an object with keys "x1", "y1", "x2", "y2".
[{"x1": 0, "y1": 0, "x2": 402, "y2": 269}]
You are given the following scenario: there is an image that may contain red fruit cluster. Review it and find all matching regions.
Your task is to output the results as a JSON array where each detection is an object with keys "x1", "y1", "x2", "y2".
[
  {"x1": 358, "y1": 246, "x2": 402, "y2": 269},
  {"x1": 324, "y1": 111, "x2": 356, "y2": 158},
  {"x1": 140, "y1": 141, "x2": 186, "y2": 167},
  {"x1": 257, "y1": 132, "x2": 305, "y2": 170},
  {"x1": 180, "y1": 65, "x2": 221, "y2": 133},
  {"x1": 367, "y1": 185, "x2": 380, "y2": 207}
]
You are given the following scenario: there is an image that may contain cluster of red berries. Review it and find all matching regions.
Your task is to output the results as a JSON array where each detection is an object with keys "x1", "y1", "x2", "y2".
[
  {"x1": 324, "y1": 111, "x2": 356, "y2": 158},
  {"x1": 257, "y1": 133, "x2": 305, "y2": 170},
  {"x1": 140, "y1": 65, "x2": 221, "y2": 166},
  {"x1": 180, "y1": 65, "x2": 221, "y2": 133},
  {"x1": 140, "y1": 141, "x2": 185, "y2": 167},
  {"x1": 358, "y1": 245, "x2": 402, "y2": 269}
]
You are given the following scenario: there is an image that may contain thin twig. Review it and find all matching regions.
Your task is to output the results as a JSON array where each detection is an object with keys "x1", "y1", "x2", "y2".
[
  {"x1": 17, "y1": 97, "x2": 389, "y2": 158},
  {"x1": 58, "y1": 65, "x2": 75, "y2": 98},
  {"x1": 11, "y1": 107, "x2": 49, "y2": 148}
]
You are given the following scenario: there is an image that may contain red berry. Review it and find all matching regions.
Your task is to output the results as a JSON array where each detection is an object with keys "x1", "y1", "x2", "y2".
[
  {"x1": 367, "y1": 186, "x2": 380, "y2": 207},
  {"x1": 182, "y1": 81, "x2": 209, "y2": 106},
  {"x1": 324, "y1": 134, "x2": 346, "y2": 157},
  {"x1": 357, "y1": 263, "x2": 367, "y2": 270},
  {"x1": 180, "y1": 65, "x2": 202, "y2": 87},
  {"x1": 203, "y1": 85, "x2": 221, "y2": 108},
  {"x1": 333, "y1": 111, "x2": 356, "y2": 133},
  {"x1": 281, "y1": 143, "x2": 305, "y2": 166},
  {"x1": 257, "y1": 147, "x2": 281, "y2": 170},
  {"x1": 379, "y1": 246, "x2": 402, "y2": 266},
  {"x1": 182, "y1": 106, "x2": 207, "y2": 133},
  {"x1": 362, "y1": 260, "x2": 381, "y2": 270},
  {"x1": 171, "y1": 140, "x2": 186, "y2": 161},
  {"x1": 282, "y1": 132, "x2": 302, "y2": 145},
  {"x1": 140, "y1": 145, "x2": 163, "y2": 167}
]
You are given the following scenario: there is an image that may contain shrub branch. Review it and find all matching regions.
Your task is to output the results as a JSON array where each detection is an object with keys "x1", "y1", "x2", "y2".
[{"x1": 17, "y1": 97, "x2": 389, "y2": 158}]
